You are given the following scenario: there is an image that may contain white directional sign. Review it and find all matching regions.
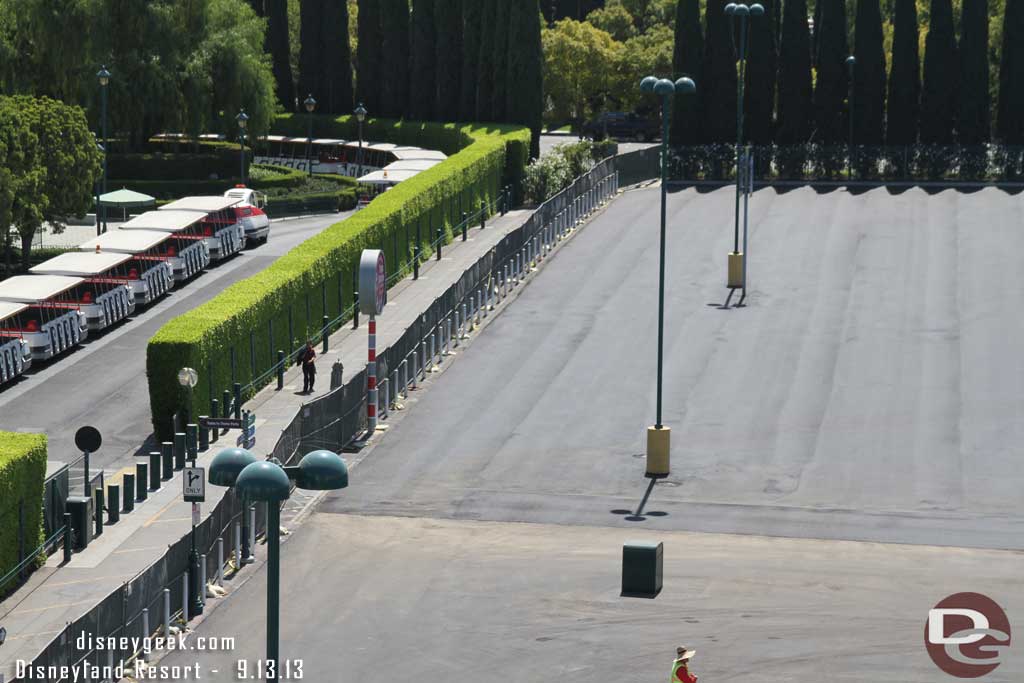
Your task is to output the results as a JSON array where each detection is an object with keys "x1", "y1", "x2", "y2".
[{"x1": 183, "y1": 466, "x2": 205, "y2": 502}]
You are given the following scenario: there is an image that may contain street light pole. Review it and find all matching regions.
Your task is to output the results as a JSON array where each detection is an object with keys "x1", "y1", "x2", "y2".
[
  {"x1": 638, "y1": 75, "x2": 696, "y2": 479},
  {"x1": 846, "y1": 55, "x2": 856, "y2": 181},
  {"x1": 236, "y1": 110, "x2": 249, "y2": 185},
  {"x1": 725, "y1": 3, "x2": 763, "y2": 290},
  {"x1": 303, "y1": 95, "x2": 317, "y2": 177},
  {"x1": 354, "y1": 103, "x2": 367, "y2": 178},
  {"x1": 97, "y1": 66, "x2": 110, "y2": 235}
]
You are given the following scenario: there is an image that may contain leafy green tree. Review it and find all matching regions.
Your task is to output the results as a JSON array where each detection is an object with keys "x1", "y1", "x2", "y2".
[
  {"x1": 506, "y1": 0, "x2": 544, "y2": 157},
  {"x1": 960, "y1": 0, "x2": 990, "y2": 143},
  {"x1": 587, "y1": 3, "x2": 638, "y2": 40},
  {"x1": 777, "y1": 0, "x2": 814, "y2": 145},
  {"x1": 381, "y1": 0, "x2": 411, "y2": 118},
  {"x1": 266, "y1": 0, "x2": 296, "y2": 110},
  {"x1": 0, "y1": 101, "x2": 44, "y2": 274},
  {"x1": 491, "y1": 1, "x2": 513, "y2": 120},
  {"x1": 998, "y1": 0, "x2": 1024, "y2": 142},
  {"x1": 920, "y1": 0, "x2": 958, "y2": 143},
  {"x1": 886, "y1": 0, "x2": 920, "y2": 145},
  {"x1": 542, "y1": 19, "x2": 623, "y2": 129},
  {"x1": 435, "y1": 0, "x2": 463, "y2": 120},
  {"x1": 477, "y1": 0, "x2": 500, "y2": 120},
  {"x1": 1, "y1": 96, "x2": 101, "y2": 269},
  {"x1": 459, "y1": 0, "x2": 482, "y2": 120},
  {"x1": 745, "y1": 0, "x2": 778, "y2": 146},
  {"x1": 619, "y1": 0, "x2": 676, "y2": 32},
  {"x1": 813, "y1": 0, "x2": 850, "y2": 143},
  {"x1": 410, "y1": 0, "x2": 436, "y2": 120},
  {"x1": 357, "y1": 0, "x2": 384, "y2": 113},
  {"x1": 852, "y1": 0, "x2": 886, "y2": 147},
  {"x1": 670, "y1": 0, "x2": 704, "y2": 145},
  {"x1": 702, "y1": 0, "x2": 738, "y2": 143}
]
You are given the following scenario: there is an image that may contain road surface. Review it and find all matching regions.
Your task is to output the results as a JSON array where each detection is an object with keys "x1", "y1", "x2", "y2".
[
  {"x1": 159, "y1": 186, "x2": 1024, "y2": 681},
  {"x1": 0, "y1": 213, "x2": 350, "y2": 473}
]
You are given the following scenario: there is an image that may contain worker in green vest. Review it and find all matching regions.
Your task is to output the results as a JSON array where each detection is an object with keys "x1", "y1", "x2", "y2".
[{"x1": 671, "y1": 646, "x2": 698, "y2": 683}]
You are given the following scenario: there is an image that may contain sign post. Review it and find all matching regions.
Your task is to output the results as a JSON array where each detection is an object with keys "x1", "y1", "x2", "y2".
[
  {"x1": 74, "y1": 426, "x2": 102, "y2": 498},
  {"x1": 359, "y1": 249, "x2": 386, "y2": 436},
  {"x1": 183, "y1": 466, "x2": 205, "y2": 617}
]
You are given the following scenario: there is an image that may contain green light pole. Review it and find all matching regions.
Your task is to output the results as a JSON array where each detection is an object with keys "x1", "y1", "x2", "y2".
[
  {"x1": 97, "y1": 66, "x2": 110, "y2": 234},
  {"x1": 845, "y1": 55, "x2": 856, "y2": 181},
  {"x1": 303, "y1": 94, "x2": 317, "y2": 177},
  {"x1": 354, "y1": 103, "x2": 367, "y2": 178},
  {"x1": 638, "y1": 74, "x2": 696, "y2": 479},
  {"x1": 236, "y1": 110, "x2": 249, "y2": 185},
  {"x1": 724, "y1": 3, "x2": 764, "y2": 290},
  {"x1": 210, "y1": 449, "x2": 348, "y2": 682}
]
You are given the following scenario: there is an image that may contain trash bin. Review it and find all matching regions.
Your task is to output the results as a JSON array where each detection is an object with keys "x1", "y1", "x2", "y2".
[
  {"x1": 66, "y1": 496, "x2": 94, "y2": 551},
  {"x1": 622, "y1": 540, "x2": 663, "y2": 596}
]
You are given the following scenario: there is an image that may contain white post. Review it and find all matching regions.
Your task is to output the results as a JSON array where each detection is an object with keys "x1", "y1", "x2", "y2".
[
  {"x1": 141, "y1": 608, "x2": 150, "y2": 662},
  {"x1": 233, "y1": 521, "x2": 241, "y2": 570},
  {"x1": 475, "y1": 291, "x2": 482, "y2": 324},
  {"x1": 107, "y1": 647, "x2": 114, "y2": 682},
  {"x1": 163, "y1": 588, "x2": 171, "y2": 637},
  {"x1": 400, "y1": 359, "x2": 408, "y2": 395},
  {"x1": 428, "y1": 331, "x2": 435, "y2": 370},
  {"x1": 182, "y1": 572, "x2": 189, "y2": 625},
  {"x1": 216, "y1": 538, "x2": 224, "y2": 586},
  {"x1": 247, "y1": 505, "x2": 255, "y2": 561},
  {"x1": 460, "y1": 303, "x2": 469, "y2": 338},
  {"x1": 200, "y1": 554, "x2": 207, "y2": 605}
]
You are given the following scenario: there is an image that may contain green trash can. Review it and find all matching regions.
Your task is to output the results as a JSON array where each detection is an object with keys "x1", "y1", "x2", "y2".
[{"x1": 622, "y1": 540, "x2": 663, "y2": 597}]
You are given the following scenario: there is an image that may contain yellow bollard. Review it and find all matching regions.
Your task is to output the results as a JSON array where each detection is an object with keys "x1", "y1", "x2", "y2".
[{"x1": 646, "y1": 426, "x2": 671, "y2": 477}]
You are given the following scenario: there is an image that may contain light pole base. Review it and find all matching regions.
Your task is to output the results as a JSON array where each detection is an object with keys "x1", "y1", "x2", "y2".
[
  {"x1": 645, "y1": 426, "x2": 671, "y2": 478},
  {"x1": 727, "y1": 252, "x2": 745, "y2": 289}
]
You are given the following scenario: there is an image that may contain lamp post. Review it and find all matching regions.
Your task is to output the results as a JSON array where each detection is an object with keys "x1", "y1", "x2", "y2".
[
  {"x1": 354, "y1": 102, "x2": 367, "y2": 178},
  {"x1": 210, "y1": 448, "x2": 349, "y2": 682},
  {"x1": 724, "y1": 3, "x2": 764, "y2": 290},
  {"x1": 638, "y1": 74, "x2": 696, "y2": 479},
  {"x1": 97, "y1": 66, "x2": 110, "y2": 235},
  {"x1": 846, "y1": 55, "x2": 856, "y2": 181},
  {"x1": 236, "y1": 110, "x2": 249, "y2": 185},
  {"x1": 303, "y1": 95, "x2": 317, "y2": 177},
  {"x1": 177, "y1": 367, "x2": 198, "y2": 429}
]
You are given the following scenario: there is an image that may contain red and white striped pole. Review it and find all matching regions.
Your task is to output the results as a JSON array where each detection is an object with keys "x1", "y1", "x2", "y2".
[{"x1": 367, "y1": 316, "x2": 377, "y2": 433}]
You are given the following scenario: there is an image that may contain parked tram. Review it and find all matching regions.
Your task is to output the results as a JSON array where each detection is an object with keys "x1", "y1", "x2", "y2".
[
  {"x1": 157, "y1": 197, "x2": 245, "y2": 261},
  {"x1": 118, "y1": 210, "x2": 213, "y2": 279},
  {"x1": 77, "y1": 231, "x2": 176, "y2": 305},
  {"x1": 29, "y1": 252, "x2": 137, "y2": 331},
  {"x1": 253, "y1": 136, "x2": 441, "y2": 176},
  {"x1": 0, "y1": 302, "x2": 32, "y2": 386},
  {"x1": 0, "y1": 276, "x2": 89, "y2": 361}
]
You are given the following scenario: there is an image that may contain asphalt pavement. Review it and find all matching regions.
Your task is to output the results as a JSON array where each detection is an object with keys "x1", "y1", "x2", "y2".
[
  {"x1": 155, "y1": 186, "x2": 1024, "y2": 681},
  {"x1": 0, "y1": 212, "x2": 350, "y2": 474}
]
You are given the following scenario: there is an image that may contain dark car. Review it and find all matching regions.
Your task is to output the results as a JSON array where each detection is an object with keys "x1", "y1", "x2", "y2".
[{"x1": 582, "y1": 112, "x2": 659, "y2": 142}]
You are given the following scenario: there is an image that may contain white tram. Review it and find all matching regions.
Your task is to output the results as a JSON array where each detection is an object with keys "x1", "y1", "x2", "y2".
[
  {"x1": 0, "y1": 276, "x2": 89, "y2": 361},
  {"x1": 29, "y1": 251, "x2": 137, "y2": 331}
]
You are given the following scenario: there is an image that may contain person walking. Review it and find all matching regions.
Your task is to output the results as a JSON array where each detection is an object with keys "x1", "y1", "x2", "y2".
[
  {"x1": 299, "y1": 339, "x2": 317, "y2": 393},
  {"x1": 671, "y1": 646, "x2": 697, "y2": 683}
]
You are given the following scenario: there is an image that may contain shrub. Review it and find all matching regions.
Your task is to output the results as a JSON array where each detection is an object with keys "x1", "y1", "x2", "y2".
[
  {"x1": 522, "y1": 140, "x2": 607, "y2": 203},
  {"x1": 146, "y1": 120, "x2": 530, "y2": 438},
  {"x1": 108, "y1": 150, "x2": 244, "y2": 181},
  {"x1": 0, "y1": 432, "x2": 47, "y2": 596}
]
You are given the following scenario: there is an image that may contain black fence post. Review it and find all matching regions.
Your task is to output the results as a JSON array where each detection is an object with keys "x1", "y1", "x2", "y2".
[
  {"x1": 148, "y1": 452, "x2": 160, "y2": 490},
  {"x1": 414, "y1": 245, "x2": 421, "y2": 280},
  {"x1": 173, "y1": 432, "x2": 186, "y2": 470},
  {"x1": 436, "y1": 227, "x2": 443, "y2": 261},
  {"x1": 322, "y1": 315, "x2": 329, "y2": 353},
  {"x1": 186, "y1": 424, "x2": 198, "y2": 460},
  {"x1": 123, "y1": 474, "x2": 135, "y2": 513},
  {"x1": 480, "y1": 201, "x2": 486, "y2": 229},
  {"x1": 63, "y1": 512, "x2": 72, "y2": 563},
  {"x1": 161, "y1": 442, "x2": 173, "y2": 480},
  {"x1": 462, "y1": 211, "x2": 468, "y2": 241},
  {"x1": 210, "y1": 399, "x2": 219, "y2": 441},
  {"x1": 94, "y1": 488, "x2": 104, "y2": 537},
  {"x1": 277, "y1": 350, "x2": 285, "y2": 390},
  {"x1": 107, "y1": 485, "x2": 119, "y2": 524},
  {"x1": 223, "y1": 389, "x2": 232, "y2": 421},
  {"x1": 233, "y1": 383, "x2": 242, "y2": 419},
  {"x1": 353, "y1": 287, "x2": 359, "y2": 329}
]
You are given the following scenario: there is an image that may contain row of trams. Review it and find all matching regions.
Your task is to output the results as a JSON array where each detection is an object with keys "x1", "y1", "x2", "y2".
[{"x1": 0, "y1": 191, "x2": 270, "y2": 388}]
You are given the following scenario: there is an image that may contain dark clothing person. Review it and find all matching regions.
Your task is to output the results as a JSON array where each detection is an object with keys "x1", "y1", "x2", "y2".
[{"x1": 299, "y1": 343, "x2": 317, "y2": 393}]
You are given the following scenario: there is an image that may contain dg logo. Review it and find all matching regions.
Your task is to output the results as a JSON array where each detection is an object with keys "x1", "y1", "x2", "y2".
[{"x1": 925, "y1": 592, "x2": 1011, "y2": 678}]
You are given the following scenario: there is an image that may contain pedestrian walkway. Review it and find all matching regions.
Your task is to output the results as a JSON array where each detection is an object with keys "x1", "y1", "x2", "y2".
[{"x1": 0, "y1": 207, "x2": 535, "y2": 677}]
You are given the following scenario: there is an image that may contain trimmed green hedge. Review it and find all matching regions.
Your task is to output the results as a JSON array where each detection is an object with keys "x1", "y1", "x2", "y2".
[
  {"x1": 108, "y1": 150, "x2": 245, "y2": 180},
  {"x1": 147, "y1": 120, "x2": 530, "y2": 437},
  {"x1": 0, "y1": 432, "x2": 47, "y2": 595}
]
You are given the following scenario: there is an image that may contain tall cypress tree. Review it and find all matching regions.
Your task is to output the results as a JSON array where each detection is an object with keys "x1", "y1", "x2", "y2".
[
  {"x1": 409, "y1": 0, "x2": 437, "y2": 120},
  {"x1": 702, "y1": 0, "x2": 738, "y2": 143},
  {"x1": 886, "y1": 0, "x2": 920, "y2": 145},
  {"x1": 745, "y1": 0, "x2": 778, "y2": 146},
  {"x1": 436, "y1": 0, "x2": 463, "y2": 121},
  {"x1": 459, "y1": 0, "x2": 482, "y2": 120},
  {"x1": 381, "y1": 0, "x2": 411, "y2": 118},
  {"x1": 959, "y1": 0, "x2": 990, "y2": 144},
  {"x1": 919, "y1": 0, "x2": 958, "y2": 143},
  {"x1": 852, "y1": 0, "x2": 886, "y2": 147},
  {"x1": 777, "y1": 0, "x2": 814, "y2": 145},
  {"x1": 490, "y1": 0, "x2": 513, "y2": 121},
  {"x1": 298, "y1": 0, "x2": 325, "y2": 111},
  {"x1": 322, "y1": 0, "x2": 354, "y2": 114},
  {"x1": 670, "y1": 0, "x2": 704, "y2": 145},
  {"x1": 357, "y1": 0, "x2": 384, "y2": 113},
  {"x1": 266, "y1": 0, "x2": 295, "y2": 111},
  {"x1": 476, "y1": 0, "x2": 499, "y2": 121},
  {"x1": 813, "y1": 0, "x2": 849, "y2": 143},
  {"x1": 505, "y1": 0, "x2": 543, "y2": 158},
  {"x1": 998, "y1": 0, "x2": 1024, "y2": 143}
]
